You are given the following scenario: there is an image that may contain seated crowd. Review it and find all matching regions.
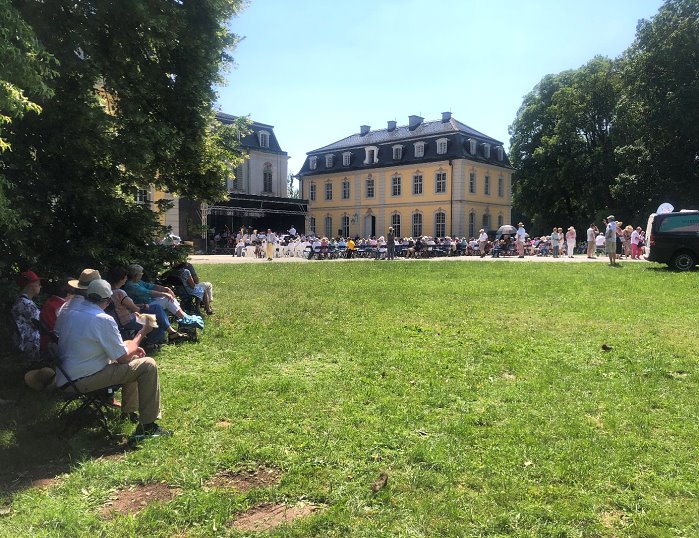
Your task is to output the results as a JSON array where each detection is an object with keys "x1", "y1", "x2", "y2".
[{"x1": 8, "y1": 260, "x2": 213, "y2": 441}]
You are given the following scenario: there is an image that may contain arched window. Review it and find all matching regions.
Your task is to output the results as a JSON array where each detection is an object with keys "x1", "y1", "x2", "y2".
[
  {"x1": 263, "y1": 163, "x2": 273, "y2": 193},
  {"x1": 412, "y1": 212, "x2": 423, "y2": 238},
  {"x1": 435, "y1": 212, "x2": 446, "y2": 238},
  {"x1": 341, "y1": 215, "x2": 350, "y2": 238},
  {"x1": 482, "y1": 213, "x2": 490, "y2": 230},
  {"x1": 391, "y1": 213, "x2": 401, "y2": 238},
  {"x1": 498, "y1": 214, "x2": 504, "y2": 227},
  {"x1": 468, "y1": 212, "x2": 475, "y2": 238},
  {"x1": 324, "y1": 216, "x2": 333, "y2": 238}
]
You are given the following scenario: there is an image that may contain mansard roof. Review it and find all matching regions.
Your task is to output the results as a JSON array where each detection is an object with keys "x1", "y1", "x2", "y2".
[
  {"x1": 298, "y1": 115, "x2": 511, "y2": 177},
  {"x1": 215, "y1": 112, "x2": 287, "y2": 155}
]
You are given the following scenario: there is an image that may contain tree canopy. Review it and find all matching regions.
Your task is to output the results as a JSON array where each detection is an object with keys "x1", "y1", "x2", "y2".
[
  {"x1": 509, "y1": 0, "x2": 699, "y2": 232},
  {"x1": 1, "y1": 0, "x2": 247, "y2": 292}
]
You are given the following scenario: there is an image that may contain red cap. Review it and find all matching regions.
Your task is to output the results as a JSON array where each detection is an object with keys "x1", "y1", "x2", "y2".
[{"x1": 17, "y1": 271, "x2": 41, "y2": 288}]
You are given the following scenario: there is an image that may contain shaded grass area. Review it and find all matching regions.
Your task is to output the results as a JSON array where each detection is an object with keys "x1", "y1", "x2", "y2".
[{"x1": 1, "y1": 261, "x2": 698, "y2": 537}]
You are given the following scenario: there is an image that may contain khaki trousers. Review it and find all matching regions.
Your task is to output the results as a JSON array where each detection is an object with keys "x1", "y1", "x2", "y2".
[{"x1": 71, "y1": 357, "x2": 161, "y2": 424}]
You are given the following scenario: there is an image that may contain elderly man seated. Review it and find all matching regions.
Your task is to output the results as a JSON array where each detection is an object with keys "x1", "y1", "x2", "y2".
[{"x1": 55, "y1": 279, "x2": 171, "y2": 440}]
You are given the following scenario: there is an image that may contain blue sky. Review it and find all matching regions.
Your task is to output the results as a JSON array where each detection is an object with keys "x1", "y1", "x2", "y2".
[{"x1": 216, "y1": 0, "x2": 664, "y2": 179}]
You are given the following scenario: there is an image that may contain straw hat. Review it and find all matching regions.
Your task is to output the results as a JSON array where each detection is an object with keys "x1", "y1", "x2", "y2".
[
  {"x1": 24, "y1": 367, "x2": 55, "y2": 391},
  {"x1": 68, "y1": 268, "x2": 101, "y2": 289}
]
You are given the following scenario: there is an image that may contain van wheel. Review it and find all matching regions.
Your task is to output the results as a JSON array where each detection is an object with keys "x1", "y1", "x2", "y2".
[{"x1": 670, "y1": 251, "x2": 696, "y2": 271}]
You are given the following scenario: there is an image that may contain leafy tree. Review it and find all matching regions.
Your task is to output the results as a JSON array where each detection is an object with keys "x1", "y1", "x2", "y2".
[
  {"x1": 509, "y1": 57, "x2": 621, "y2": 233},
  {"x1": 1, "y1": 0, "x2": 247, "y2": 287},
  {"x1": 614, "y1": 0, "x2": 699, "y2": 215}
]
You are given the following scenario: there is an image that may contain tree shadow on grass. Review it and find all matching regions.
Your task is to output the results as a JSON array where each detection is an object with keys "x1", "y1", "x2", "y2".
[{"x1": 0, "y1": 381, "x2": 134, "y2": 501}]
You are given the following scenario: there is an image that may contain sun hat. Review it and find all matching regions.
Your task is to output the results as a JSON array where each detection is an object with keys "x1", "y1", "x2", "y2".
[
  {"x1": 607, "y1": 215, "x2": 615, "y2": 220},
  {"x1": 568, "y1": 226, "x2": 574, "y2": 230},
  {"x1": 127, "y1": 264, "x2": 144, "y2": 277},
  {"x1": 68, "y1": 268, "x2": 101, "y2": 289},
  {"x1": 24, "y1": 368, "x2": 55, "y2": 391},
  {"x1": 518, "y1": 222, "x2": 524, "y2": 226},
  {"x1": 86, "y1": 279, "x2": 112, "y2": 301},
  {"x1": 17, "y1": 271, "x2": 40, "y2": 288}
]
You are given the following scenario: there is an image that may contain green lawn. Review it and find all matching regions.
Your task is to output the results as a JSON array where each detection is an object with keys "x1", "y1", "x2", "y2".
[{"x1": 1, "y1": 260, "x2": 698, "y2": 537}]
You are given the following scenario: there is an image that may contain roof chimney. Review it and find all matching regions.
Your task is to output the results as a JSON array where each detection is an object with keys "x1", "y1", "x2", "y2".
[
  {"x1": 387, "y1": 120, "x2": 397, "y2": 132},
  {"x1": 360, "y1": 125, "x2": 370, "y2": 136},
  {"x1": 408, "y1": 115, "x2": 423, "y2": 130},
  {"x1": 441, "y1": 111, "x2": 452, "y2": 122}
]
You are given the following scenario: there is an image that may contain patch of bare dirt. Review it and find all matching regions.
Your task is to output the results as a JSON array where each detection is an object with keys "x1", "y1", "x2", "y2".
[
  {"x1": 600, "y1": 509, "x2": 629, "y2": 530},
  {"x1": 206, "y1": 466, "x2": 282, "y2": 492},
  {"x1": 100, "y1": 482, "x2": 182, "y2": 519},
  {"x1": 0, "y1": 461, "x2": 68, "y2": 493},
  {"x1": 215, "y1": 420, "x2": 232, "y2": 428},
  {"x1": 227, "y1": 502, "x2": 321, "y2": 531}
]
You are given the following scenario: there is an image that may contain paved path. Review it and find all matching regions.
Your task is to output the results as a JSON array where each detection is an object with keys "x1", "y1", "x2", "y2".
[{"x1": 190, "y1": 253, "x2": 647, "y2": 265}]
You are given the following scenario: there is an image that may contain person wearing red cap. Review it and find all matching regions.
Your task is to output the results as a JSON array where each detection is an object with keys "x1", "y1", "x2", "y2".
[{"x1": 11, "y1": 271, "x2": 42, "y2": 362}]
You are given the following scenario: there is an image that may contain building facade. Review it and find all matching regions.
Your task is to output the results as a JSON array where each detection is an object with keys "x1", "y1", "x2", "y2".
[{"x1": 297, "y1": 113, "x2": 512, "y2": 239}]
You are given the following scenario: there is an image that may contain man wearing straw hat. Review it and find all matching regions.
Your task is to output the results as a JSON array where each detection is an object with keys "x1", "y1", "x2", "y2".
[{"x1": 516, "y1": 222, "x2": 526, "y2": 258}]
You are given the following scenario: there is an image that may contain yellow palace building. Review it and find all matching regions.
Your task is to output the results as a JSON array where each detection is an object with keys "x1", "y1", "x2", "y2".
[{"x1": 297, "y1": 112, "x2": 512, "y2": 239}]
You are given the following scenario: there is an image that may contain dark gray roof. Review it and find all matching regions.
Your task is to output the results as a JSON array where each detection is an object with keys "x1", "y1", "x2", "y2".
[
  {"x1": 215, "y1": 112, "x2": 287, "y2": 155},
  {"x1": 298, "y1": 116, "x2": 511, "y2": 177}
]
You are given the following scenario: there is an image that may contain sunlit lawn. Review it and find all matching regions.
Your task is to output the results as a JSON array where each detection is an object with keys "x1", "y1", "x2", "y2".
[{"x1": 1, "y1": 260, "x2": 698, "y2": 537}]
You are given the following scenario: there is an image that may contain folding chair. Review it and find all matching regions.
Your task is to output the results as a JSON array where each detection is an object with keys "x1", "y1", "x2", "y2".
[
  {"x1": 158, "y1": 273, "x2": 201, "y2": 316},
  {"x1": 39, "y1": 325, "x2": 122, "y2": 439}
]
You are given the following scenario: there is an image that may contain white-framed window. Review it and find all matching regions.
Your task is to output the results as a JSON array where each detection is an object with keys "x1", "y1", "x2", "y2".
[
  {"x1": 497, "y1": 146, "x2": 504, "y2": 161},
  {"x1": 469, "y1": 139, "x2": 477, "y2": 155},
  {"x1": 310, "y1": 156, "x2": 317, "y2": 170},
  {"x1": 263, "y1": 162, "x2": 273, "y2": 192},
  {"x1": 136, "y1": 187, "x2": 149, "y2": 204},
  {"x1": 325, "y1": 182, "x2": 333, "y2": 201},
  {"x1": 366, "y1": 177, "x2": 375, "y2": 198},
  {"x1": 498, "y1": 177, "x2": 504, "y2": 197},
  {"x1": 392, "y1": 145, "x2": 403, "y2": 160},
  {"x1": 391, "y1": 175, "x2": 401, "y2": 196},
  {"x1": 341, "y1": 215, "x2": 350, "y2": 237},
  {"x1": 342, "y1": 179, "x2": 350, "y2": 199},
  {"x1": 414, "y1": 141, "x2": 425, "y2": 158},
  {"x1": 310, "y1": 216, "x2": 316, "y2": 233},
  {"x1": 342, "y1": 152, "x2": 351, "y2": 166},
  {"x1": 364, "y1": 146, "x2": 379, "y2": 164},
  {"x1": 498, "y1": 214, "x2": 504, "y2": 227},
  {"x1": 436, "y1": 138, "x2": 448, "y2": 155},
  {"x1": 484, "y1": 175, "x2": 490, "y2": 195},
  {"x1": 483, "y1": 143, "x2": 491, "y2": 158},
  {"x1": 482, "y1": 213, "x2": 490, "y2": 230},
  {"x1": 469, "y1": 172, "x2": 476, "y2": 194},
  {"x1": 468, "y1": 212, "x2": 475, "y2": 238},
  {"x1": 435, "y1": 212, "x2": 446, "y2": 238},
  {"x1": 258, "y1": 130, "x2": 270, "y2": 148},
  {"x1": 309, "y1": 183, "x2": 316, "y2": 201},
  {"x1": 391, "y1": 213, "x2": 401, "y2": 238},
  {"x1": 412, "y1": 173, "x2": 423, "y2": 195},
  {"x1": 435, "y1": 171, "x2": 447, "y2": 193},
  {"x1": 412, "y1": 212, "x2": 423, "y2": 237},
  {"x1": 324, "y1": 216, "x2": 332, "y2": 238},
  {"x1": 325, "y1": 154, "x2": 334, "y2": 168}
]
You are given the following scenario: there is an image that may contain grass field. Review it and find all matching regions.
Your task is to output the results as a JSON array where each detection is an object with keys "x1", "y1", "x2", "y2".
[{"x1": 1, "y1": 260, "x2": 698, "y2": 537}]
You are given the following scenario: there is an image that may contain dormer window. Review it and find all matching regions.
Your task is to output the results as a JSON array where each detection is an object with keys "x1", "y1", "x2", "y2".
[
  {"x1": 497, "y1": 146, "x2": 504, "y2": 161},
  {"x1": 414, "y1": 141, "x2": 425, "y2": 158},
  {"x1": 436, "y1": 138, "x2": 448, "y2": 155},
  {"x1": 342, "y1": 152, "x2": 351, "y2": 166},
  {"x1": 310, "y1": 156, "x2": 317, "y2": 170},
  {"x1": 392, "y1": 145, "x2": 403, "y2": 160},
  {"x1": 483, "y1": 143, "x2": 491, "y2": 158},
  {"x1": 325, "y1": 154, "x2": 334, "y2": 168},
  {"x1": 258, "y1": 130, "x2": 270, "y2": 148},
  {"x1": 469, "y1": 139, "x2": 477, "y2": 155},
  {"x1": 364, "y1": 146, "x2": 379, "y2": 165}
]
